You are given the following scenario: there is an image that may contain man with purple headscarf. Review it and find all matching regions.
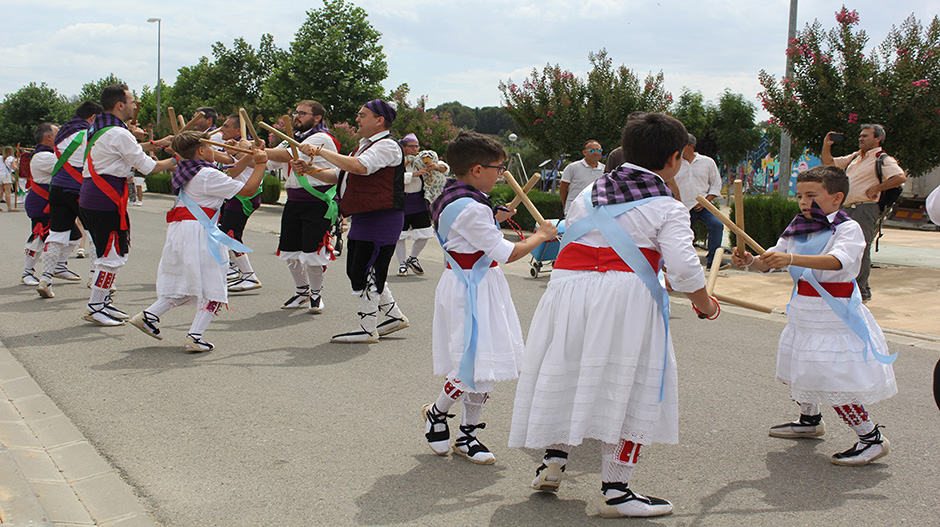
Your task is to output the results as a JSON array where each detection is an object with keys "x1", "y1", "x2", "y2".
[{"x1": 302, "y1": 99, "x2": 409, "y2": 343}]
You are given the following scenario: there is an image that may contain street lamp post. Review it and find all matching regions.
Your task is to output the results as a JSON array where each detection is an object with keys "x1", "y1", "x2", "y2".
[{"x1": 147, "y1": 18, "x2": 161, "y2": 126}]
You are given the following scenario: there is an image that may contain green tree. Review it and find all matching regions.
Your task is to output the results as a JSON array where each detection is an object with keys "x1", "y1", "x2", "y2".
[
  {"x1": 76, "y1": 74, "x2": 125, "y2": 105},
  {"x1": 0, "y1": 83, "x2": 72, "y2": 145},
  {"x1": 713, "y1": 90, "x2": 762, "y2": 174},
  {"x1": 758, "y1": 7, "x2": 940, "y2": 177},
  {"x1": 499, "y1": 49, "x2": 672, "y2": 157},
  {"x1": 434, "y1": 101, "x2": 477, "y2": 129},
  {"x1": 475, "y1": 106, "x2": 515, "y2": 135},
  {"x1": 386, "y1": 84, "x2": 458, "y2": 155},
  {"x1": 671, "y1": 89, "x2": 714, "y2": 142},
  {"x1": 266, "y1": 0, "x2": 387, "y2": 122}
]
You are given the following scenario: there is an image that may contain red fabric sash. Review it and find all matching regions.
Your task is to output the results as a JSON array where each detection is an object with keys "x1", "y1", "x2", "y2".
[
  {"x1": 166, "y1": 206, "x2": 218, "y2": 223},
  {"x1": 445, "y1": 251, "x2": 498, "y2": 269},
  {"x1": 554, "y1": 243, "x2": 661, "y2": 273},
  {"x1": 85, "y1": 153, "x2": 129, "y2": 230},
  {"x1": 53, "y1": 143, "x2": 84, "y2": 184},
  {"x1": 797, "y1": 280, "x2": 854, "y2": 297}
]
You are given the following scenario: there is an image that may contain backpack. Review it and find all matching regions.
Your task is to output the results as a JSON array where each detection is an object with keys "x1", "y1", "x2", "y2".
[{"x1": 849, "y1": 151, "x2": 902, "y2": 213}]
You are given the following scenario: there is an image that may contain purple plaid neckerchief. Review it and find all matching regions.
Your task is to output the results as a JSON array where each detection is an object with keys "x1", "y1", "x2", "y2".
[
  {"x1": 90, "y1": 113, "x2": 127, "y2": 136},
  {"x1": 54, "y1": 117, "x2": 91, "y2": 146},
  {"x1": 31, "y1": 144, "x2": 53, "y2": 157},
  {"x1": 172, "y1": 159, "x2": 215, "y2": 195},
  {"x1": 296, "y1": 121, "x2": 330, "y2": 143},
  {"x1": 781, "y1": 201, "x2": 851, "y2": 237},
  {"x1": 591, "y1": 162, "x2": 673, "y2": 207},
  {"x1": 430, "y1": 179, "x2": 494, "y2": 230}
]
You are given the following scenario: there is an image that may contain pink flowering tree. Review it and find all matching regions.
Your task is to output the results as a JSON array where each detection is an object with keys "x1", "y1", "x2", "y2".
[
  {"x1": 386, "y1": 84, "x2": 459, "y2": 156},
  {"x1": 499, "y1": 49, "x2": 672, "y2": 157},
  {"x1": 758, "y1": 7, "x2": 940, "y2": 176}
]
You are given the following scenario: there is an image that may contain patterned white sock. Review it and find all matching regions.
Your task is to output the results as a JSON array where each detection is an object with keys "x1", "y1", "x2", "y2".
[
  {"x1": 89, "y1": 265, "x2": 117, "y2": 305},
  {"x1": 305, "y1": 263, "x2": 324, "y2": 293},
  {"x1": 378, "y1": 286, "x2": 403, "y2": 319},
  {"x1": 189, "y1": 300, "x2": 223, "y2": 336},
  {"x1": 146, "y1": 296, "x2": 194, "y2": 317},
  {"x1": 409, "y1": 238, "x2": 428, "y2": 259},
  {"x1": 833, "y1": 403, "x2": 876, "y2": 436},
  {"x1": 434, "y1": 375, "x2": 466, "y2": 413},
  {"x1": 601, "y1": 439, "x2": 640, "y2": 483},
  {"x1": 234, "y1": 253, "x2": 255, "y2": 277},
  {"x1": 41, "y1": 242, "x2": 63, "y2": 280},
  {"x1": 461, "y1": 392, "x2": 488, "y2": 426}
]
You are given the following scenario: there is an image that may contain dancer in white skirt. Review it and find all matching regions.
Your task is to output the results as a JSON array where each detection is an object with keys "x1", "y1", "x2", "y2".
[
  {"x1": 129, "y1": 131, "x2": 267, "y2": 352},
  {"x1": 732, "y1": 165, "x2": 897, "y2": 466},
  {"x1": 422, "y1": 131, "x2": 557, "y2": 465},
  {"x1": 509, "y1": 114, "x2": 719, "y2": 518}
]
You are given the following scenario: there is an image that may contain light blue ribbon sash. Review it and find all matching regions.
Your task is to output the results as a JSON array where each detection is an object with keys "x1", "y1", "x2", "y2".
[
  {"x1": 178, "y1": 190, "x2": 253, "y2": 264},
  {"x1": 561, "y1": 193, "x2": 672, "y2": 400},
  {"x1": 435, "y1": 197, "x2": 494, "y2": 390},
  {"x1": 787, "y1": 231, "x2": 896, "y2": 365}
]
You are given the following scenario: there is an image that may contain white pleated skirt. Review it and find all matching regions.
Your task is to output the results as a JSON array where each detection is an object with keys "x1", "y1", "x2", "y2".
[
  {"x1": 509, "y1": 270, "x2": 679, "y2": 449},
  {"x1": 432, "y1": 266, "x2": 525, "y2": 387},
  {"x1": 155, "y1": 222, "x2": 229, "y2": 303},
  {"x1": 777, "y1": 295, "x2": 897, "y2": 406}
]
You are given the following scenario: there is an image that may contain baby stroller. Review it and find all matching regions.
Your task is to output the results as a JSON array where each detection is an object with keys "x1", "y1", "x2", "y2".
[{"x1": 528, "y1": 218, "x2": 565, "y2": 278}]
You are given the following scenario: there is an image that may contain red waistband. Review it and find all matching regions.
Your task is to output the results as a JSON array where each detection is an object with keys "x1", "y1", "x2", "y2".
[
  {"x1": 446, "y1": 251, "x2": 499, "y2": 269},
  {"x1": 797, "y1": 281, "x2": 855, "y2": 297},
  {"x1": 554, "y1": 243, "x2": 661, "y2": 273},
  {"x1": 166, "y1": 206, "x2": 218, "y2": 223}
]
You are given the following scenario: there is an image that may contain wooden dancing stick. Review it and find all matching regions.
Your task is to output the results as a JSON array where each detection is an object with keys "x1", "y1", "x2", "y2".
[
  {"x1": 281, "y1": 114, "x2": 299, "y2": 159},
  {"x1": 507, "y1": 173, "x2": 541, "y2": 210},
  {"x1": 238, "y1": 108, "x2": 264, "y2": 147},
  {"x1": 734, "y1": 179, "x2": 745, "y2": 255},
  {"x1": 167, "y1": 107, "x2": 180, "y2": 134},
  {"x1": 695, "y1": 195, "x2": 766, "y2": 255},
  {"x1": 258, "y1": 121, "x2": 303, "y2": 150},
  {"x1": 713, "y1": 292, "x2": 774, "y2": 314},
  {"x1": 177, "y1": 114, "x2": 186, "y2": 130},
  {"x1": 706, "y1": 247, "x2": 725, "y2": 296},
  {"x1": 199, "y1": 139, "x2": 254, "y2": 155},
  {"x1": 178, "y1": 111, "x2": 204, "y2": 133},
  {"x1": 502, "y1": 170, "x2": 546, "y2": 224},
  {"x1": 239, "y1": 112, "x2": 247, "y2": 141}
]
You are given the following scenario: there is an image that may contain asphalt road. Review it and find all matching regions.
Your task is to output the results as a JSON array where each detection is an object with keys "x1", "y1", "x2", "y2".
[{"x1": 1, "y1": 196, "x2": 938, "y2": 526}]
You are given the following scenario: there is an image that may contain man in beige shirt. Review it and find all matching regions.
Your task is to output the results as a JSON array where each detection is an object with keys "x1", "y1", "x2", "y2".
[{"x1": 821, "y1": 124, "x2": 905, "y2": 301}]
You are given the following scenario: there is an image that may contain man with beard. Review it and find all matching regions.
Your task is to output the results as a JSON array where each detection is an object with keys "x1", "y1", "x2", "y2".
[{"x1": 265, "y1": 101, "x2": 341, "y2": 311}]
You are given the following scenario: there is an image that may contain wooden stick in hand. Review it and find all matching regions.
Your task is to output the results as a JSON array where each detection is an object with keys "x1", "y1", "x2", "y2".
[
  {"x1": 177, "y1": 114, "x2": 186, "y2": 130},
  {"x1": 179, "y1": 111, "x2": 204, "y2": 133},
  {"x1": 502, "y1": 170, "x2": 546, "y2": 224},
  {"x1": 258, "y1": 122, "x2": 303, "y2": 150},
  {"x1": 199, "y1": 138, "x2": 253, "y2": 155},
  {"x1": 706, "y1": 247, "x2": 725, "y2": 296},
  {"x1": 507, "y1": 173, "x2": 541, "y2": 210},
  {"x1": 167, "y1": 108, "x2": 180, "y2": 134},
  {"x1": 734, "y1": 179, "x2": 745, "y2": 256},
  {"x1": 239, "y1": 112, "x2": 247, "y2": 141},
  {"x1": 281, "y1": 115, "x2": 299, "y2": 159},
  {"x1": 239, "y1": 108, "x2": 264, "y2": 147},
  {"x1": 695, "y1": 195, "x2": 765, "y2": 255}
]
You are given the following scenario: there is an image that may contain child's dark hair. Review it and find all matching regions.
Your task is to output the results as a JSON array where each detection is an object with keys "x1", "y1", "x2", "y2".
[
  {"x1": 171, "y1": 131, "x2": 209, "y2": 160},
  {"x1": 621, "y1": 113, "x2": 687, "y2": 171},
  {"x1": 797, "y1": 165, "x2": 849, "y2": 204},
  {"x1": 445, "y1": 130, "x2": 507, "y2": 176}
]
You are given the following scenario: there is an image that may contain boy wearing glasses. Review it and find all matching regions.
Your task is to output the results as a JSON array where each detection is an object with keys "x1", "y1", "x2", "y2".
[
  {"x1": 559, "y1": 140, "x2": 605, "y2": 214},
  {"x1": 419, "y1": 131, "x2": 557, "y2": 464}
]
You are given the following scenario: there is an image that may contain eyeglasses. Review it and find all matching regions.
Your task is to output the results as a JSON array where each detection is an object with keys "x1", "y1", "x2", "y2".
[
  {"x1": 481, "y1": 165, "x2": 507, "y2": 175},
  {"x1": 291, "y1": 110, "x2": 312, "y2": 117},
  {"x1": 587, "y1": 148, "x2": 602, "y2": 154}
]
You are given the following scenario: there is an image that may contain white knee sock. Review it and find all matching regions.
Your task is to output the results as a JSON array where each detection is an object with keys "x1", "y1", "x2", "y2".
[
  {"x1": 461, "y1": 392, "x2": 488, "y2": 426},
  {"x1": 189, "y1": 300, "x2": 223, "y2": 336},
  {"x1": 146, "y1": 296, "x2": 194, "y2": 317},
  {"x1": 41, "y1": 242, "x2": 64, "y2": 280},
  {"x1": 234, "y1": 253, "x2": 255, "y2": 278},
  {"x1": 410, "y1": 238, "x2": 428, "y2": 259},
  {"x1": 544, "y1": 444, "x2": 570, "y2": 466},
  {"x1": 395, "y1": 239, "x2": 407, "y2": 266},
  {"x1": 304, "y1": 263, "x2": 324, "y2": 294},
  {"x1": 799, "y1": 402, "x2": 820, "y2": 416},
  {"x1": 287, "y1": 258, "x2": 308, "y2": 289},
  {"x1": 601, "y1": 439, "x2": 640, "y2": 483},
  {"x1": 378, "y1": 286, "x2": 403, "y2": 319},
  {"x1": 833, "y1": 402, "x2": 876, "y2": 437},
  {"x1": 89, "y1": 265, "x2": 118, "y2": 306}
]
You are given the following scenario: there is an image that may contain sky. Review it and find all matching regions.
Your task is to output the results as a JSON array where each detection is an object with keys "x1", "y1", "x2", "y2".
[{"x1": 2, "y1": 0, "x2": 937, "y2": 120}]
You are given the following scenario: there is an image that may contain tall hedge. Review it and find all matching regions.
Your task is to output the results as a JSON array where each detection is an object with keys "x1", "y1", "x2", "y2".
[{"x1": 729, "y1": 195, "x2": 801, "y2": 250}]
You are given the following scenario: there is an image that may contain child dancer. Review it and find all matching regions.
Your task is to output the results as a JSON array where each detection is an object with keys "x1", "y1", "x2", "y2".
[
  {"x1": 509, "y1": 114, "x2": 719, "y2": 518},
  {"x1": 422, "y1": 131, "x2": 557, "y2": 464},
  {"x1": 129, "y1": 131, "x2": 267, "y2": 351},
  {"x1": 731, "y1": 165, "x2": 896, "y2": 466}
]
